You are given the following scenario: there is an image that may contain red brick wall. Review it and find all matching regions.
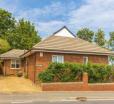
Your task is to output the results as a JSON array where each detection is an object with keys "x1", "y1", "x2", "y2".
[
  {"x1": 42, "y1": 73, "x2": 114, "y2": 91},
  {"x1": 3, "y1": 59, "x2": 23, "y2": 75},
  {"x1": 42, "y1": 81, "x2": 114, "y2": 91},
  {"x1": 26, "y1": 52, "x2": 108, "y2": 82},
  {"x1": 26, "y1": 53, "x2": 36, "y2": 82},
  {"x1": 35, "y1": 52, "x2": 108, "y2": 73},
  {"x1": 42, "y1": 82, "x2": 84, "y2": 91}
]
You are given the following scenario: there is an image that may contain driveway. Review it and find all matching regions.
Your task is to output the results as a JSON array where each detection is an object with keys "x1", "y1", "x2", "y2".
[{"x1": 0, "y1": 76, "x2": 41, "y2": 93}]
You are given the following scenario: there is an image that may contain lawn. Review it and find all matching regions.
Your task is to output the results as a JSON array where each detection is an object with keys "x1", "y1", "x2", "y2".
[{"x1": 0, "y1": 76, "x2": 41, "y2": 93}]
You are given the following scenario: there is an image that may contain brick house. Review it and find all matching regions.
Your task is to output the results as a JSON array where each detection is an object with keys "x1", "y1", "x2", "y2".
[
  {"x1": 0, "y1": 26, "x2": 113, "y2": 82},
  {"x1": 0, "y1": 49, "x2": 26, "y2": 75},
  {"x1": 22, "y1": 26, "x2": 113, "y2": 82}
]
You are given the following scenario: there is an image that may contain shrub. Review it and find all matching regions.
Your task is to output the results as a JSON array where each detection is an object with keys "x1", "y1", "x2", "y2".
[
  {"x1": 38, "y1": 69, "x2": 54, "y2": 83},
  {"x1": 38, "y1": 63, "x2": 113, "y2": 83}
]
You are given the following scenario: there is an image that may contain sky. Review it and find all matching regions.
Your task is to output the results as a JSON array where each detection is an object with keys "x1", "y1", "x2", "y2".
[{"x1": 0, "y1": 0, "x2": 114, "y2": 38}]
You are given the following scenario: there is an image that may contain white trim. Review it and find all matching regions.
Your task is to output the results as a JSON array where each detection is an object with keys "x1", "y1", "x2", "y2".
[
  {"x1": 52, "y1": 55, "x2": 64, "y2": 63},
  {"x1": 54, "y1": 28, "x2": 75, "y2": 38}
]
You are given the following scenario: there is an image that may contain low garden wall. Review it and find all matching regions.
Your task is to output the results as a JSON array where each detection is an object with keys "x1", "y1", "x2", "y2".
[
  {"x1": 41, "y1": 73, "x2": 114, "y2": 91},
  {"x1": 42, "y1": 82, "x2": 84, "y2": 91}
]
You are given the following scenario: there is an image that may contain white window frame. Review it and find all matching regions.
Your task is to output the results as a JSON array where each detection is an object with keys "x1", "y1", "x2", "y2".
[
  {"x1": 83, "y1": 56, "x2": 88, "y2": 64},
  {"x1": 52, "y1": 55, "x2": 64, "y2": 63},
  {"x1": 10, "y1": 59, "x2": 21, "y2": 69}
]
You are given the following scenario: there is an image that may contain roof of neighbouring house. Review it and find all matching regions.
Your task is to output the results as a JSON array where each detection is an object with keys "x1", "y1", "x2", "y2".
[
  {"x1": 0, "y1": 49, "x2": 27, "y2": 59},
  {"x1": 32, "y1": 26, "x2": 113, "y2": 55}
]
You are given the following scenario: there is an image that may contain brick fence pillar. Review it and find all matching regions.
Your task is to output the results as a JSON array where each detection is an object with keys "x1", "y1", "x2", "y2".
[{"x1": 83, "y1": 72, "x2": 88, "y2": 90}]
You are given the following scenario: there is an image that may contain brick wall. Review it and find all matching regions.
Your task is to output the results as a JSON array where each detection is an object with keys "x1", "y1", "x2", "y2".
[
  {"x1": 26, "y1": 52, "x2": 108, "y2": 82},
  {"x1": 26, "y1": 53, "x2": 36, "y2": 82},
  {"x1": 35, "y1": 52, "x2": 108, "y2": 73},
  {"x1": 3, "y1": 59, "x2": 23, "y2": 75},
  {"x1": 42, "y1": 73, "x2": 114, "y2": 91},
  {"x1": 42, "y1": 82, "x2": 84, "y2": 91}
]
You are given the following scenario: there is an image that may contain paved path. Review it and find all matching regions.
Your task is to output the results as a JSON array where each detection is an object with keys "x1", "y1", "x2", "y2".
[{"x1": 0, "y1": 91, "x2": 114, "y2": 103}]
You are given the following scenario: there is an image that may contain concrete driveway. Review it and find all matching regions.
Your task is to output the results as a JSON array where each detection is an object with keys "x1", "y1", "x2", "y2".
[{"x1": 0, "y1": 76, "x2": 41, "y2": 93}]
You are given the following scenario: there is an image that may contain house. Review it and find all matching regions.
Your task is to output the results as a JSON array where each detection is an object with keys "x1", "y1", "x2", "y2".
[
  {"x1": 0, "y1": 49, "x2": 26, "y2": 75},
  {"x1": 0, "y1": 26, "x2": 113, "y2": 82},
  {"x1": 22, "y1": 26, "x2": 113, "y2": 82}
]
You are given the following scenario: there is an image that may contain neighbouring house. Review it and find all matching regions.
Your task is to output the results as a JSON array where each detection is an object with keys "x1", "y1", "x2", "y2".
[
  {"x1": 0, "y1": 26, "x2": 113, "y2": 82},
  {"x1": 0, "y1": 49, "x2": 26, "y2": 75}
]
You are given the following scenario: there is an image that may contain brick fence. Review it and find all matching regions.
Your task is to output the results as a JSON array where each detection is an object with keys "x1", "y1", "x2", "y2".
[{"x1": 41, "y1": 73, "x2": 114, "y2": 91}]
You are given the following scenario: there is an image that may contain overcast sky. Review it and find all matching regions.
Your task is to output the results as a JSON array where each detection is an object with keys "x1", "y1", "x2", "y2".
[{"x1": 0, "y1": 0, "x2": 114, "y2": 38}]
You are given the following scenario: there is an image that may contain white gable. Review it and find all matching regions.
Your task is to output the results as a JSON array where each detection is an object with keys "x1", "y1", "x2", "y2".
[{"x1": 54, "y1": 27, "x2": 75, "y2": 38}]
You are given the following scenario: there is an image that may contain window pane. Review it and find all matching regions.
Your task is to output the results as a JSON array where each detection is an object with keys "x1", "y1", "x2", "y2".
[
  {"x1": 16, "y1": 64, "x2": 20, "y2": 68},
  {"x1": 52, "y1": 56, "x2": 57, "y2": 62},
  {"x1": 11, "y1": 64, "x2": 15, "y2": 68},
  {"x1": 12, "y1": 60, "x2": 15, "y2": 64},
  {"x1": 11, "y1": 59, "x2": 21, "y2": 69},
  {"x1": 58, "y1": 56, "x2": 63, "y2": 63},
  {"x1": 52, "y1": 55, "x2": 64, "y2": 63}
]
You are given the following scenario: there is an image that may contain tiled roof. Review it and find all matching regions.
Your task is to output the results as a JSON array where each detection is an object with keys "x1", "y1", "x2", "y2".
[
  {"x1": 0, "y1": 49, "x2": 27, "y2": 59},
  {"x1": 33, "y1": 35, "x2": 113, "y2": 55}
]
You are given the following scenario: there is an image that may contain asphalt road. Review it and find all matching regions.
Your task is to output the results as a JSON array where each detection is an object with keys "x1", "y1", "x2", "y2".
[
  {"x1": 5, "y1": 100, "x2": 114, "y2": 104},
  {"x1": 0, "y1": 92, "x2": 114, "y2": 104}
]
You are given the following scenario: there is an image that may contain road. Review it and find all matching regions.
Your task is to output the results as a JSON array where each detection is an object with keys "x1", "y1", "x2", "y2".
[
  {"x1": 0, "y1": 92, "x2": 114, "y2": 104},
  {"x1": 2, "y1": 100, "x2": 114, "y2": 104}
]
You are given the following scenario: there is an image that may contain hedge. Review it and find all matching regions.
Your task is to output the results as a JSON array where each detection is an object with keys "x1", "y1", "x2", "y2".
[{"x1": 38, "y1": 63, "x2": 114, "y2": 83}]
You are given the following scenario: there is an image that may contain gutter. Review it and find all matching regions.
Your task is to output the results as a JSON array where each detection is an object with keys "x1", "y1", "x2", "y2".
[{"x1": 21, "y1": 48, "x2": 114, "y2": 58}]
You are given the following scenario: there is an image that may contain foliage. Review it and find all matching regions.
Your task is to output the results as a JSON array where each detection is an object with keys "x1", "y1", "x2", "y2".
[
  {"x1": 0, "y1": 9, "x2": 41, "y2": 50},
  {"x1": 76, "y1": 28, "x2": 94, "y2": 42},
  {"x1": 94, "y1": 29, "x2": 105, "y2": 47},
  {"x1": 38, "y1": 63, "x2": 114, "y2": 83},
  {"x1": 7, "y1": 19, "x2": 41, "y2": 50},
  {"x1": 107, "y1": 32, "x2": 114, "y2": 65},
  {"x1": 38, "y1": 69, "x2": 54, "y2": 82},
  {"x1": 0, "y1": 38, "x2": 10, "y2": 54},
  {"x1": 108, "y1": 32, "x2": 114, "y2": 50},
  {"x1": 0, "y1": 9, "x2": 15, "y2": 39}
]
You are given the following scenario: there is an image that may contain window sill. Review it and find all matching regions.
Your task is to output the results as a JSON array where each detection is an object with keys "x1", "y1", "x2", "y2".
[{"x1": 10, "y1": 68, "x2": 21, "y2": 70}]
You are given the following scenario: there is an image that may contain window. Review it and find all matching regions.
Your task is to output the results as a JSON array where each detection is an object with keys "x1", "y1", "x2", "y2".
[
  {"x1": 52, "y1": 55, "x2": 64, "y2": 63},
  {"x1": 11, "y1": 59, "x2": 21, "y2": 69},
  {"x1": 83, "y1": 56, "x2": 88, "y2": 64}
]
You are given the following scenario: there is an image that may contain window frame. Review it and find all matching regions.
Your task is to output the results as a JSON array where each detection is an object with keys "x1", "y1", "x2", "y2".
[
  {"x1": 52, "y1": 55, "x2": 64, "y2": 63},
  {"x1": 83, "y1": 56, "x2": 88, "y2": 64},
  {"x1": 10, "y1": 59, "x2": 21, "y2": 69}
]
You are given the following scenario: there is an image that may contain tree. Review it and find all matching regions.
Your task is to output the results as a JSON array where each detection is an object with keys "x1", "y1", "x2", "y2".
[
  {"x1": 108, "y1": 32, "x2": 114, "y2": 50},
  {"x1": 76, "y1": 28, "x2": 94, "y2": 42},
  {"x1": 94, "y1": 29, "x2": 105, "y2": 47},
  {"x1": 0, "y1": 38, "x2": 10, "y2": 54},
  {"x1": 0, "y1": 9, "x2": 15, "y2": 39},
  {"x1": 107, "y1": 32, "x2": 114, "y2": 65},
  {"x1": 8, "y1": 19, "x2": 41, "y2": 49}
]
